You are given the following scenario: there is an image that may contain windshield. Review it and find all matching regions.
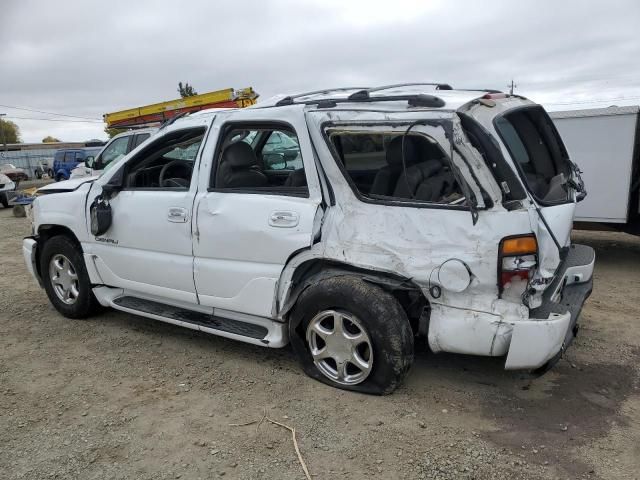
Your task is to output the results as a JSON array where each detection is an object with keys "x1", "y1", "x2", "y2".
[{"x1": 495, "y1": 106, "x2": 571, "y2": 204}]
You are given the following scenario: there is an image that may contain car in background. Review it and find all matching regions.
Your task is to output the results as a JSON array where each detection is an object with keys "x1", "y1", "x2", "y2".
[
  {"x1": 0, "y1": 163, "x2": 29, "y2": 183},
  {"x1": 52, "y1": 148, "x2": 102, "y2": 181},
  {"x1": 70, "y1": 128, "x2": 156, "y2": 179},
  {"x1": 0, "y1": 172, "x2": 16, "y2": 208}
]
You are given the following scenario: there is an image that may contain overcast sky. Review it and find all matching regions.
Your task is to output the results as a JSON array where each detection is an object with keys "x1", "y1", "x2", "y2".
[{"x1": 2, "y1": 0, "x2": 639, "y2": 143}]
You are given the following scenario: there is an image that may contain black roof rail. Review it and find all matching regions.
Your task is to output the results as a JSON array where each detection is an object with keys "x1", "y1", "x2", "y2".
[
  {"x1": 457, "y1": 88, "x2": 503, "y2": 94},
  {"x1": 303, "y1": 93, "x2": 445, "y2": 109},
  {"x1": 367, "y1": 82, "x2": 454, "y2": 93},
  {"x1": 275, "y1": 87, "x2": 368, "y2": 107}
]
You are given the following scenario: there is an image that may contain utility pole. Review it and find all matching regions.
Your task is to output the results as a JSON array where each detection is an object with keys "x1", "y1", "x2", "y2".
[
  {"x1": 0, "y1": 113, "x2": 7, "y2": 152},
  {"x1": 508, "y1": 79, "x2": 517, "y2": 95}
]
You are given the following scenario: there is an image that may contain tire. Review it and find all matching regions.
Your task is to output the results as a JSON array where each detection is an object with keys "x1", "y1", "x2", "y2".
[
  {"x1": 289, "y1": 275, "x2": 414, "y2": 395},
  {"x1": 0, "y1": 193, "x2": 8, "y2": 208},
  {"x1": 55, "y1": 174, "x2": 64, "y2": 182},
  {"x1": 40, "y1": 235, "x2": 100, "y2": 319}
]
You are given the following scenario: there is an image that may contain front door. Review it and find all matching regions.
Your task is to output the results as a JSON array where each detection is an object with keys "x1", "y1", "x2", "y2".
[
  {"x1": 87, "y1": 127, "x2": 206, "y2": 304},
  {"x1": 192, "y1": 117, "x2": 322, "y2": 317}
]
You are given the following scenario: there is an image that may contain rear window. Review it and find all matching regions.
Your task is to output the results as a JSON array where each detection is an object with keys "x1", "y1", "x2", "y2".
[
  {"x1": 327, "y1": 130, "x2": 466, "y2": 206},
  {"x1": 495, "y1": 106, "x2": 571, "y2": 204}
]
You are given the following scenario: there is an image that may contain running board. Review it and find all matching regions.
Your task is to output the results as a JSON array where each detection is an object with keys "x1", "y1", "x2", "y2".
[{"x1": 104, "y1": 293, "x2": 287, "y2": 348}]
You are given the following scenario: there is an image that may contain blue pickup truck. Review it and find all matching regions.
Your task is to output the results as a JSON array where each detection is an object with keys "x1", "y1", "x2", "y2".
[{"x1": 52, "y1": 148, "x2": 103, "y2": 181}]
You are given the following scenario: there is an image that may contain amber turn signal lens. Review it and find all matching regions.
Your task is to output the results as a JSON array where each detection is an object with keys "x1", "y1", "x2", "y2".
[{"x1": 501, "y1": 235, "x2": 537, "y2": 256}]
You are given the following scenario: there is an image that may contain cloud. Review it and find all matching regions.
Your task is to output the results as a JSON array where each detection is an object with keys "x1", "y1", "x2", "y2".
[{"x1": 1, "y1": 0, "x2": 639, "y2": 142}]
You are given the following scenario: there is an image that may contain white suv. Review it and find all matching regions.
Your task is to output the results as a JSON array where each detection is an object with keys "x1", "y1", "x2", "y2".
[
  {"x1": 69, "y1": 128, "x2": 157, "y2": 179},
  {"x1": 23, "y1": 84, "x2": 594, "y2": 394}
]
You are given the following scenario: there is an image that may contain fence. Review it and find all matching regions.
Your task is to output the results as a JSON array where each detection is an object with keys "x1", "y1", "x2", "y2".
[{"x1": 0, "y1": 149, "x2": 58, "y2": 177}]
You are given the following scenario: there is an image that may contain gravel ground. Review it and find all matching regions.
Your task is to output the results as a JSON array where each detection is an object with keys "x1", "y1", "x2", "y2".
[{"x1": 1, "y1": 207, "x2": 639, "y2": 480}]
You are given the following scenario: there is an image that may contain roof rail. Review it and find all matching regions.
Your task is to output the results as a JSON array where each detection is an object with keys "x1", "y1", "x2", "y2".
[
  {"x1": 275, "y1": 87, "x2": 368, "y2": 107},
  {"x1": 301, "y1": 93, "x2": 445, "y2": 109},
  {"x1": 367, "y1": 82, "x2": 453, "y2": 92},
  {"x1": 456, "y1": 87, "x2": 503, "y2": 94}
]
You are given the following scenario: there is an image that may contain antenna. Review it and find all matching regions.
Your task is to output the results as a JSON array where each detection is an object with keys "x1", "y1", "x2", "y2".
[{"x1": 508, "y1": 79, "x2": 518, "y2": 95}]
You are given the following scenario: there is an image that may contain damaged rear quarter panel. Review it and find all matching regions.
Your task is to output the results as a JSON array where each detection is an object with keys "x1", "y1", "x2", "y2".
[{"x1": 304, "y1": 110, "x2": 535, "y2": 316}]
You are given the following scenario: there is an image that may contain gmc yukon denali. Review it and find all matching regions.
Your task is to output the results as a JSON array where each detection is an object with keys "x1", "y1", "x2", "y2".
[{"x1": 24, "y1": 84, "x2": 593, "y2": 394}]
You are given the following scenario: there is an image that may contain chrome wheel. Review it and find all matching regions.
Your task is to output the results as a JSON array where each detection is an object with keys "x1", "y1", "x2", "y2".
[
  {"x1": 305, "y1": 310, "x2": 373, "y2": 385},
  {"x1": 49, "y1": 254, "x2": 80, "y2": 305}
]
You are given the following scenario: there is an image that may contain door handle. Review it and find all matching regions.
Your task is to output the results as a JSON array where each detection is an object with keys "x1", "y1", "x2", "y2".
[
  {"x1": 269, "y1": 210, "x2": 299, "y2": 228},
  {"x1": 168, "y1": 207, "x2": 188, "y2": 223}
]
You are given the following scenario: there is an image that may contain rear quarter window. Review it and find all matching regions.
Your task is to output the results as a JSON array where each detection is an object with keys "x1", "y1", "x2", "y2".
[
  {"x1": 326, "y1": 129, "x2": 466, "y2": 206},
  {"x1": 495, "y1": 106, "x2": 571, "y2": 204}
]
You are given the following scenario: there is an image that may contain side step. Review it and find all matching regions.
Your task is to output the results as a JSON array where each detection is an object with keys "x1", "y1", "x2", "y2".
[{"x1": 108, "y1": 295, "x2": 287, "y2": 348}]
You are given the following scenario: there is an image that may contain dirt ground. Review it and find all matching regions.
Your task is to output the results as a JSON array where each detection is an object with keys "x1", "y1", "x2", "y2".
[{"x1": 1, "y1": 208, "x2": 639, "y2": 480}]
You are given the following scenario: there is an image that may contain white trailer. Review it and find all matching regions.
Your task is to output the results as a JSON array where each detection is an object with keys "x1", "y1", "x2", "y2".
[{"x1": 550, "y1": 106, "x2": 640, "y2": 232}]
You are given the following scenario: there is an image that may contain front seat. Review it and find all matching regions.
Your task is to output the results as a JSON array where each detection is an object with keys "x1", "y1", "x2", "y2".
[
  {"x1": 216, "y1": 142, "x2": 268, "y2": 188},
  {"x1": 369, "y1": 136, "x2": 421, "y2": 196}
]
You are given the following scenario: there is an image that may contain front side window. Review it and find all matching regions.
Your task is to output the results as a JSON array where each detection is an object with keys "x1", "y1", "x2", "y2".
[
  {"x1": 100, "y1": 136, "x2": 130, "y2": 167},
  {"x1": 327, "y1": 129, "x2": 466, "y2": 205},
  {"x1": 495, "y1": 106, "x2": 571, "y2": 204},
  {"x1": 63, "y1": 151, "x2": 75, "y2": 163},
  {"x1": 211, "y1": 125, "x2": 308, "y2": 195},
  {"x1": 122, "y1": 128, "x2": 204, "y2": 189}
]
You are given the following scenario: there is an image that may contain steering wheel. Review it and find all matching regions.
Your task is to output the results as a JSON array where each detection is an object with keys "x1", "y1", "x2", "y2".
[{"x1": 159, "y1": 160, "x2": 193, "y2": 187}]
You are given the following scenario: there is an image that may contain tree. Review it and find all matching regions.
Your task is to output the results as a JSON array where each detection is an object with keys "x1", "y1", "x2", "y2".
[
  {"x1": 177, "y1": 82, "x2": 198, "y2": 98},
  {"x1": 42, "y1": 135, "x2": 61, "y2": 143},
  {"x1": 104, "y1": 126, "x2": 126, "y2": 139},
  {"x1": 0, "y1": 118, "x2": 21, "y2": 144}
]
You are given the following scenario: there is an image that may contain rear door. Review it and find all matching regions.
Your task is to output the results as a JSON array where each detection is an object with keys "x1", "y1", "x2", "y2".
[{"x1": 192, "y1": 110, "x2": 322, "y2": 317}]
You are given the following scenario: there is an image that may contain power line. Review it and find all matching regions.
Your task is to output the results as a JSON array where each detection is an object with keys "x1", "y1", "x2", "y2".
[
  {"x1": 3, "y1": 116, "x2": 103, "y2": 123},
  {"x1": 0, "y1": 104, "x2": 102, "y2": 121}
]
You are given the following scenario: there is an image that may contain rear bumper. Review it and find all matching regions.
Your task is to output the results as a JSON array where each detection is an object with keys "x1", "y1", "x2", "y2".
[{"x1": 505, "y1": 244, "x2": 595, "y2": 370}]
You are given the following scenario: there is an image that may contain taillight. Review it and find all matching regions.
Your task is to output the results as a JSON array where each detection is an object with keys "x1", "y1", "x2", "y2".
[{"x1": 498, "y1": 234, "x2": 538, "y2": 296}]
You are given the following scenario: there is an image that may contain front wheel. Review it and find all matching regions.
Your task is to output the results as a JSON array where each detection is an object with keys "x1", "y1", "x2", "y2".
[
  {"x1": 290, "y1": 276, "x2": 414, "y2": 395},
  {"x1": 40, "y1": 235, "x2": 100, "y2": 319}
]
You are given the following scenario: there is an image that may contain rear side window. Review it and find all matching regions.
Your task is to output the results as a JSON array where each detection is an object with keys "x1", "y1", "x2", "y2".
[
  {"x1": 133, "y1": 133, "x2": 150, "y2": 149},
  {"x1": 327, "y1": 130, "x2": 466, "y2": 206},
  {"x1": 495, "y1": 106, "x2": 570, "y2": 204}
]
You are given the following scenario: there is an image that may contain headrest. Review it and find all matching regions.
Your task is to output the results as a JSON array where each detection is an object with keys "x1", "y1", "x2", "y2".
[
  {"x1": 222, "y1": 141, "x2": 258, "y2": 168},
  {"x1": 386, "y1": 136, "x2": 420, "y2": 167}
]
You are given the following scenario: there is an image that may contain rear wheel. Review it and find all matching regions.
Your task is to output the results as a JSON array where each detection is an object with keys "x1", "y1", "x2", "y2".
[
  {"x1": 40, "y1": 235, "x2": 100, "y2": 319},
  {"x1": 290, "y1": 276, "x2": 414, "y2": 395},
  {"x1": 0, "y1": 193, "x2": 8, "y2": 208}
]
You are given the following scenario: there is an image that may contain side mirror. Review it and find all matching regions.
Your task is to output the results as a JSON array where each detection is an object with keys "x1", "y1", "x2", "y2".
[{"x1": 85, "y1": 156, "x2": 95, "y2": 168}]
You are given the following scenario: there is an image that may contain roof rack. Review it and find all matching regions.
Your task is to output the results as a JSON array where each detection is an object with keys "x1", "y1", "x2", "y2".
[
  {"x1": 456, "y1": 87, "x2": 503, "y2": 94},
  {"x1": 299, "y1": 93, "x2": 445, "y2": 109},
  {"x1": 271, "y1": 83, "x2": 503, "y2": 110},
  {"x1": 275, "y1": 87, "x2": 368, "y2": 107},
  {"x1": 366, "y1": 82, "x2": 453, "y2": 92}
]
